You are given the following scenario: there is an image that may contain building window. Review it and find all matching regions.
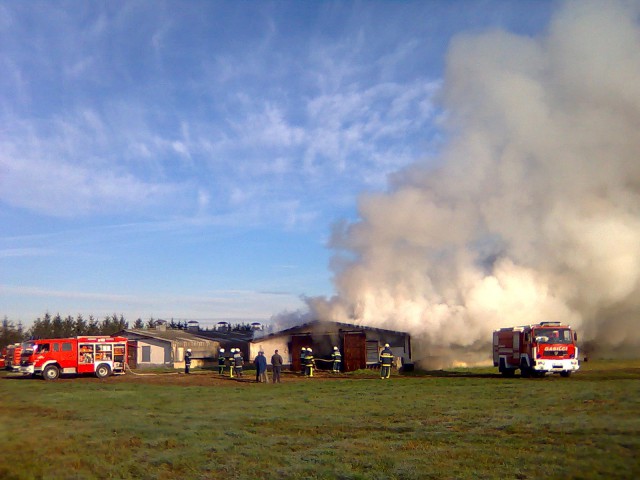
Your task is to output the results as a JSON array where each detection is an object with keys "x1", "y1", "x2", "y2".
[
  {"x1": 142, "y1": 346, "x2": 151, "y2": 363},
  {"x1": 366, "y1": 341, "x2": 379, "y2": 365}
]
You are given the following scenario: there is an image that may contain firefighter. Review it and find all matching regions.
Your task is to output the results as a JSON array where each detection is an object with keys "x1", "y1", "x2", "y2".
[
  {"x1": 300, "y1": 347, "x2": 307, "y2": 374},
  {"x1": 229, "y1": 348, "x2": 236, "y2": 378},
  {"x1": 304, "y1": 348, "x2": 315, "y2": 377},
  {"x1": 184, "y1": 348, "x2": 192, "y2": 374},
  {"x1": 218, "y1": 348, "x2": 226, "y2": 375},
  {"x1": 379, "y1": 344, "x2": 393, "y2": 379},
  {"x1": 331, "y1": 346, "x2": 342, "y2": 373},
  {"x1": 233, "y1": 348, "x2": 244, "y2": 377}
]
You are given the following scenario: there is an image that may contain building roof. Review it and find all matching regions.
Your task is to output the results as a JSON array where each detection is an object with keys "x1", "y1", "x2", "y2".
[
  {"x1": 119, "y1": 328, "x2": 219, "y2": 347},
  {"x1": 194, "y1": 329, "x2": 254, "y2": 343},
  {"x1": 252, "y1": 319, "x2": 410, "y2": 342}
]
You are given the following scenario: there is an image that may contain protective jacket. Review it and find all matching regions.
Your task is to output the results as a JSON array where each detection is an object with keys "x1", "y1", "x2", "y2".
[
  {"x1": 234, "y1": 353, "x2": 243, "y2": 367},
  {"x1": 380, "y1": 348, "x2": 393, "y2": 365}
]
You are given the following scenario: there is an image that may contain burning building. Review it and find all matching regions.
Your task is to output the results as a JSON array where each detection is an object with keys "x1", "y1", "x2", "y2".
[{"x1": 250, "y1": 319, "x2": 412, "y2": 372}]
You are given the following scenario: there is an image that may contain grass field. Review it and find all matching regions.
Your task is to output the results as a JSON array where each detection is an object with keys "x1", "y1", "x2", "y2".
[{"x1": 1, "y1": 360, "x2": 639, "y2": 480}]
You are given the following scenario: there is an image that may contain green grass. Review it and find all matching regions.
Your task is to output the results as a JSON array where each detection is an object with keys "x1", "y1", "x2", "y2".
[{"x1": 1, "y1": 360, "x2": 639, "y2": 479}]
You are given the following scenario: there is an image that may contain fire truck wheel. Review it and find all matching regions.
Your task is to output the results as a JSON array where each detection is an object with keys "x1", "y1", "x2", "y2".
[
  {"x1": 499, "y1": 359, "x2": 515, "y2": 377},
  {"x1": 95, "y1": 364, "x2": 112, "y2": 379},
  {"x1": 560, "y1": 371, "x2": 571, "y2": 378},
  {"x1": 43, "y1": 365, "x2": 60, "y2": 381}
]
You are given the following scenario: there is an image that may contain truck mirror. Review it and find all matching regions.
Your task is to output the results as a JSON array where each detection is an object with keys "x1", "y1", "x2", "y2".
[{"x1": 574, "y1": 332, "x2": 578, "y2": 341}]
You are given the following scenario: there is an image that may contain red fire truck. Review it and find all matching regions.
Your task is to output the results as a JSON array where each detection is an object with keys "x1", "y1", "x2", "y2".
[
  {"x1": 493, "y1": 321, "x2": 580, "y2": 377},
  {"x1": 19, "y1": 336, "x2": 128, "y2": 380}
]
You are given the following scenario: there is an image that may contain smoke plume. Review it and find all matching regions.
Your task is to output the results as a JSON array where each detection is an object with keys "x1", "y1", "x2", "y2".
[{"x1": 277, "y1": 1, "x2": 640, "y2": 366}]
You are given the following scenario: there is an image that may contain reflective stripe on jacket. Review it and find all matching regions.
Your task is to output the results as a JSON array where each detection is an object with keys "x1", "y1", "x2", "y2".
[{"x1": 380, "y1": 349, "x2": 393, "y2": 365}]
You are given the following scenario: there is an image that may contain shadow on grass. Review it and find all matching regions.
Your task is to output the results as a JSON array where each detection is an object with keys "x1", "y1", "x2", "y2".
[
  {"x1": 406, "y1": 369, "x2": 502, "y2": 379},
  {"x1": 1, "y1": 373, "x2": 37, "y2": 381}
]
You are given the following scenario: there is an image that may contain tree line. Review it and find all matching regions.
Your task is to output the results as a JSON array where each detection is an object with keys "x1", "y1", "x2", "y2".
[
  {"x1": 1, "y1": 314, "x2": 261, "y2": 347},
  {"x1": 1, "y1": 314, "x2": 132, "y2": 345}
]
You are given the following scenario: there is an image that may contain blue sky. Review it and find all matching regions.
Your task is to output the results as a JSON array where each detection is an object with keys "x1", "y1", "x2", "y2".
[{"x1": 0, "y1": 1, "x2": 556, "y2": 327}]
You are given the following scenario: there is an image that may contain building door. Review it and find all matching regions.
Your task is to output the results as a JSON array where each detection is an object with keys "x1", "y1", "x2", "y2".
[
  {"x1": 127, "y1": 341, "x2": 138, "y2": 368},
  {"x1": 342, "y1": 331, "x2": 366, "y2": 372},
  {"x1": 291, "y1": 334, "x2": 312, "y2": 372}
]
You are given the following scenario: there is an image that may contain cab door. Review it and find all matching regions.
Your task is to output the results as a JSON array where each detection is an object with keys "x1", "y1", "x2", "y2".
[{"x1": 56, "y1": 340, "x2": 78, "y2": 372}]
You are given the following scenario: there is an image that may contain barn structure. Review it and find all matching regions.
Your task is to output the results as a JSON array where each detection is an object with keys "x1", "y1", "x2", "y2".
[
  {"x1": 249, "y1": 320, "x2": 412, "y2": 372},
  {"x1": 194, "y1": 325, "x2": 254, "y2": 361},
  {"x1": 118, "y1": 325, "x2": 219, "y2": 369}
]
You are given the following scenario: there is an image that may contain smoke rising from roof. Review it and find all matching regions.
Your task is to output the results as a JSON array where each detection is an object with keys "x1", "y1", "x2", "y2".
[{"x1": 276, "y1": 1, "x2": 640, "y2": 366}]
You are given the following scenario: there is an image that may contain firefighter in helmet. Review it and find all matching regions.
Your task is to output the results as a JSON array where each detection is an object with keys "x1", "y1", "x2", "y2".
[
  {"x1": 229, "y1": 348, "x2": 236, "y2": 377},
  {"x1": 233, "y1": 348, "x2": 244, "y2": 377},
  {"x1": 304, "y1": 348, "x2": 315, "y2": 377},
  {"x1": 184, "y1": 348, "x2": 192, "y2": 374},
  {"x1": 379, "y1": 344, "x2": 393, "y2": 379},
  {"x1": 218, "y1": 348, "x2": 226, "y2": 375},
  {"x1": 331, "y1": 346, "x2": 342, "y2": 373},
  {"x1": 300, "y1": 347, "x2": 307, "y2": 374}
]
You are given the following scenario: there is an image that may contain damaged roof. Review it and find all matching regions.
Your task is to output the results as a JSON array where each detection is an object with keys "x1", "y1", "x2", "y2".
[{"x1": 252, "y1": 319, "x2": 410, "y2": 341}]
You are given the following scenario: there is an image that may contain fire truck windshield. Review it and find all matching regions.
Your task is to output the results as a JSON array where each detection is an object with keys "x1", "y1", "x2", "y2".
[
  {"x1": 21, "y1": 342, "x2": 38, "y2": 355},
  {"x1": 25, "y1": 342, "x2": 55, "y2": 354},
  {"x1": 534, "y1": 329, "x2": 572, "y2": 344}
]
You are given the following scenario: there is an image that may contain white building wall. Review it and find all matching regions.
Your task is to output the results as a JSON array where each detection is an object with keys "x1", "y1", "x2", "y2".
[
  {"x1": 136, "y1": 339, "x2": 171, "y2": 366},
  {"x1": 250, "y1": 337, "x2": 291, "y2": 365}
]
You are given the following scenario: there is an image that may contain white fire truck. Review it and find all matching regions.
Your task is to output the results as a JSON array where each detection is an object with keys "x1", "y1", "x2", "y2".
[
  {"x1": 493, "y1": 322, "x2": 580, "y2": 377},
  {"x1": 19, "y1": 336, "x2": 128, "y2": 380}
]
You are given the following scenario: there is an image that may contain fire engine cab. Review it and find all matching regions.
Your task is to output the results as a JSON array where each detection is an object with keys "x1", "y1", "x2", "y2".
[
  {"x1": 493, "y1": 322, "x2": 580, "y2": 377},
  {"x1": 19, "y1": 336, "x2": 128, "y2": 380}
]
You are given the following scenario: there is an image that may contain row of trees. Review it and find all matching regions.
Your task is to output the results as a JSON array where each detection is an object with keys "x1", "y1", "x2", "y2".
[
  {"x1": 0, "y1": 318, "x2": 25, "y2": 347},
  {"x1": 1, "y1": 314, "x2": 132, "y2": 344},
  {"x1": 1, "y1": 314, "x2": 262, "y2": 346}
]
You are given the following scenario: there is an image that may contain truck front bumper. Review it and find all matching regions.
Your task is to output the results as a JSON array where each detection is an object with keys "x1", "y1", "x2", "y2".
[
  {"x1": 19, "y1": 365, "x2": 35, "y2": 375},
  {"x1": 533, "y1": 359, "x2": 580, "y2": 372}
]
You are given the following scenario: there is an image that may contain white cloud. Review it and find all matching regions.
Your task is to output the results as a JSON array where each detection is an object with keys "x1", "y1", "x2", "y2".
[
  {"x1": 0, "y1": 114, "x2": 181, "y2": 216},
  {"x1": 0, "y1": 2, "x2": 441, "y2": 229},
  {"x1": 1, "y1": 283, "x2": 304, "y2": 324},
  {"x1": 0, "y1": 248, "x2": 52, "y2": 258}
]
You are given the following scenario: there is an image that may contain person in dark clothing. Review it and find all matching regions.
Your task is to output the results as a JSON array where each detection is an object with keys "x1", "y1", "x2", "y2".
[
  {"x1": 233, "y1": 349, "x2": 244, "y2": 377},
  {"x1": 379, "y1": 344, "x2": 393, "y2": 379},
  {"x1": 254, "y1": 351, "x2": 268, "y2": 383},
  {"x1": 271, "y1": 349, "x2": 283, "y2": 383},
  {"x1": 331, "y1": 346, "x2": 342, "y2": 373},
  {"x1": 218, "y1": 348, "x2": 226, "y2": 375},
  {"x1": 229, "y1": 348, "x2": 236, "y2": 377},
  {"x1": 184, "y1": 348, "x2": 192, "y2": 374},
  {"x1": 300, "y1": 347, "x2": 307, "y2": 374}
]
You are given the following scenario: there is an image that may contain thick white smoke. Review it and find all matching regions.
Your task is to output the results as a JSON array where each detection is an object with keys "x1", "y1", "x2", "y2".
[{"x1": 278, "y1": 1, "x2": 640, "y2": 366}]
